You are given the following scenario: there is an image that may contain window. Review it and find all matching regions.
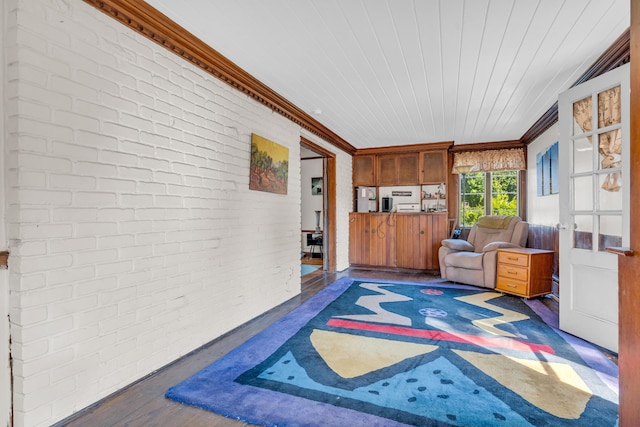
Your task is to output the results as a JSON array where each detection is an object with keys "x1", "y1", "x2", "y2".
[{"x1": 459, "y1": 170, "x2": 519, "y2": 227}]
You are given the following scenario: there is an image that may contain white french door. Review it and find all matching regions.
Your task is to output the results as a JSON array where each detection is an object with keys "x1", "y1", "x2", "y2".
[{"x1": 558, "y1": 63, "x2": 629, "y2": 352}]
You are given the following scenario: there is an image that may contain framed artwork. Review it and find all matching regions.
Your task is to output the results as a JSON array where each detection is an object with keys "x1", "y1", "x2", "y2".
[
  {"x1": 536, "y1": 141, "x2": 559, "y2": 196},
  {"x1": 249, "y1": 133, "x2": 289, "y2": 195},
  {"x1": 311, "y1": 177, "x2": 322, "y2": 195},
  {"x1": 549, "y1": 141, "x2": 559, "y2": 194},
  {"x1": 536, "y1": 151, "x2": 545, "y2": 196}
]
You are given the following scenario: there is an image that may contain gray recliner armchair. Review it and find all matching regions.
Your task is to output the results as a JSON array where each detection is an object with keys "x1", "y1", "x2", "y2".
[{"x1": 438, "y1": 215, "x2": 528, "y2": 289}]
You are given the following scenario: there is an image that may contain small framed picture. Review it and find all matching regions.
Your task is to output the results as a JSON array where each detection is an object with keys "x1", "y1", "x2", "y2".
[{"x1": 311, "y1": 177, "x2": 322, "y2": 195}]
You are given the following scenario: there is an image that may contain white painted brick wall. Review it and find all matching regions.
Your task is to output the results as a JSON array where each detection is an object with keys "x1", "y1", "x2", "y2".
[{"x1": 3, "y1": 1, "x2": 348, "y2": 426}]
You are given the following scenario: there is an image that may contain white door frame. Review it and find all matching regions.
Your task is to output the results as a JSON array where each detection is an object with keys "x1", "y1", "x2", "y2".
[{"x1": 558, "y1": 63, "x2": 630, "y2": 352}]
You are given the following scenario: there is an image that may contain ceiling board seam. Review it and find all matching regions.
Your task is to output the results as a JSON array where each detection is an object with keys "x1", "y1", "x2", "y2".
[
  {"x1": 520, "y1": 28, "x2": 630, "y2": 145},
  {"x1": 496, "y1": 0, "x2": 595, "y2": 135},
  {"x1": 468, "y1": 1, "x2": 516, "y2": 143},
  {"x1": 488, "y1": 0, "x2": 562, "y2": 136},
  {"x1": 437, "y1": 0, "x2": 446, "y2": 134},
  {"x1": 83, "y1": 0, "x2": 358, "y2": 154},
  {"x1": 292, "y1": 3, "x2": 384, "y2": 135},
  {"x1": 339, "y1": 0, "x2": 403, "y2": 138},
  {"x1": 413, "y1": 1, "x2": 436, "y2": 136},
  {"x1": 508, "y1": 0, "x2": 624, "y2": 131},
  {"x1": 460, "y1": 0, "x2": 491, "y2": 143},
  {"x1": 361, "y1": 0, "x2": 414, "y2": 137},
  {"x1": 104, "y1": 0, "x2": 628, "y2": 149},
  {"x1": 452, "y1": 0, "x2": 465, "y2": 138},
  {"x1": 478, "y1": 0, "x2": 544, "y2": 137},
  {"x1": 387, "y1": 0, "x2": 427, "y2": 136}
]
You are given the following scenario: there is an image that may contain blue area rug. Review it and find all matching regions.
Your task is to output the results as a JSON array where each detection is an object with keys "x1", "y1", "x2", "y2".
[
  {"x1": 166, "y1": 278, "x2": 618, "y2": 426},
  {"x1": 301, "y1": 264, "x2": 320, "y2": 276}
]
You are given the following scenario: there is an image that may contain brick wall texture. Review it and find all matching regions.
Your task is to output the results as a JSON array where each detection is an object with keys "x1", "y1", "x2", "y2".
[{"x1": 4, "y1": 1, "x2": 352, "y2": 425}]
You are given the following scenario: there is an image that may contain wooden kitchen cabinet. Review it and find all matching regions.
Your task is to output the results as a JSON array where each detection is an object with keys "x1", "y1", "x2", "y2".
[
  {"x1": 349, "y1": 213, "x2": 395, "y2": 267},
  {"x1": 353, "y1": 142, "x2": 451, "y2": 187},
  {"x1": 349, "y1": 212, "x2": 369, "y2": 265},
  {"x1": 420, "y1": 150, "x2": 448, "y2": 184},
  {"x1": 353, "y1": 155, "x2": 376, "y2": 187},
  {"x1": 350, "y1": 212, "x2": 445, "y2": 271},
  {"x1": 377, "y1": 153, "x2": 419, "y2": 186},
  {"x1": 495, "y1": 248, "x2": 554, "y2": 298},
  {"x1": 396, "y1": 213, "x2": 447, "y2": 270}
]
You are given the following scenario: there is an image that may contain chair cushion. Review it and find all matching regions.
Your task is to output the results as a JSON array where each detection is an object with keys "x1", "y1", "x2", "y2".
[
  {"x1": 476, "y1": 215, "x2": 514, "y2": 229},
  {"x1": 444, "y1": 251, "x2": 483, "y2": 270},
  {"x1": 472, "y1": 228, "x2": 514, "y2": 253},
  {"x1": 441, "y1": 239, "x2": 475, "y2": 251},
  {"x1": 482, "y1": 241, "x2": 519, "y2": 252}
]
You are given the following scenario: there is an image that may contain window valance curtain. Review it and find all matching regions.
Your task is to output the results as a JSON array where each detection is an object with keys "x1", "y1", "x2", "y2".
[{"x1": 452, "y1": 148, "x2": 526, "y2": 174}]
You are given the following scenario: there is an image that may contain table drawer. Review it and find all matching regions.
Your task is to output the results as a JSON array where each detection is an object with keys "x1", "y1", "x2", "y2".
[
  {"x1": 496, "y1": 277, "x2": 529, "y2": 296},
  {"x1": 497, "y1": 264, "x2": 529, "y2": 281},
  {"x1": 497, "y1": 251, "x2": 529, "y2": 267}
]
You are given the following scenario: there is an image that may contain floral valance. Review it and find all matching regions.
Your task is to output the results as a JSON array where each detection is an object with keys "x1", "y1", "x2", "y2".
[{"x1": 452, "y1": 148, "x2": 526, "y2": 174}]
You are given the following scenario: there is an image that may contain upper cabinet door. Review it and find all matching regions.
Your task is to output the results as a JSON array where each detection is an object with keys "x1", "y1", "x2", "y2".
[
  {"x1": 353, "y1": 155, "x2": 376, "y2": 186},
  {"x1": 397, "y1": 154, "x2": 419, "y2": 185},
  {"x1": 420, "y1": 150, "x2": 447, "y2": 184},
  {"x1": 377, "y1": 155, "x2": 397, "y2": 186},
  {"x1": 377, "y1": 154, "x2": 419, "y2": 186}
]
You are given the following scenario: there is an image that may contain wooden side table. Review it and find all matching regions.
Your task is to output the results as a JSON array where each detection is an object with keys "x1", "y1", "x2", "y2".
[{"x1": 495, "y1": 248, "x2": 554, "y2": 298}]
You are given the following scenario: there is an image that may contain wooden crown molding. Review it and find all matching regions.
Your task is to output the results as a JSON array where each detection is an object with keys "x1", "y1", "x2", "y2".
[
  {"x1": 450, "y1": 140, "x2": 523, "y2": 153},
  {"x1": 355, "y1": 141, "x2": 453, "y2": 156},
  {"x1": 301, "y1": 136, "x2": 336, "y2": 158},
  {"x1": 83, "y1": 1, "x2": 629, "y2": 153},
  {"x1": 83, "y1": 0, "x2": 357, "y2": 155},
  {"x1": 520, "y1": 28, "x2": 630, "y2": 145}
]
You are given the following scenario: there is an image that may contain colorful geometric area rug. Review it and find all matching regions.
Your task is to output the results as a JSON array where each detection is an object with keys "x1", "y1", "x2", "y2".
[{"x1": 165, "y1": 278, "x2": 618, "y2": 426}]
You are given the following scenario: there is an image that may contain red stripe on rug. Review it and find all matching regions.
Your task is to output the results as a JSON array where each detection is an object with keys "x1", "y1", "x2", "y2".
[{"x1": 326, "y1": 318, "x2": 554, "y2": 354}]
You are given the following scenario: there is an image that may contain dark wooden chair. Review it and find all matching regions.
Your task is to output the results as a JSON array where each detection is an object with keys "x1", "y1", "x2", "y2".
[{"x1": 306, "y1": 233, "x2": 323, "y2": 258}]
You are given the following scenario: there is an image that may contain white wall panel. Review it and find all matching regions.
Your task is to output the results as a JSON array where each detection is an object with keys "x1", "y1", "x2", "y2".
[{"x1": 527, "y1": 123, "x2": 560, "y2": 227}]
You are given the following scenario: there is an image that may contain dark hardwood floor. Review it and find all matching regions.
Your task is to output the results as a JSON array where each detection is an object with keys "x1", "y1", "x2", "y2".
[{"x1": 54, "y1": 268, "x2": 613, "y2": 427}]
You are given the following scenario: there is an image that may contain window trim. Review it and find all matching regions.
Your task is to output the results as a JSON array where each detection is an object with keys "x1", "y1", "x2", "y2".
[{"x1": 459, "y1": 170, "x2": 521, "y2": 228}]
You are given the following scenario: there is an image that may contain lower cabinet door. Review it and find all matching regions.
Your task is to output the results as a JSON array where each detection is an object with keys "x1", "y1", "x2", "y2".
[
  {"x1": 351, "y1": 213, "x2": 446, "y2": 270},
  {"x1": 396, "y1": 214, "x2": 425, "y2": 269},
  {"x1": 396, "y1": 213, "x2": 446, "y2": 270}
]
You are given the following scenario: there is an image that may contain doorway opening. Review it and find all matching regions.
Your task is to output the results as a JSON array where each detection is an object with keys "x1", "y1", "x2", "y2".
[{"x1": 300, "y1": 137, "x2": 336, "y2": 277}]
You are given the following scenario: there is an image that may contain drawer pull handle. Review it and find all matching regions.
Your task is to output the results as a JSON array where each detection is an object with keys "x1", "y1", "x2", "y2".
[
  {"x1": 507, "y1": 270, "x2": 518, "y2": 275},
  {"x1": 507, "y1": 284, "x2": 517, "y2": 288},
  {"x1": 507, "y1": 256, "x2": 519, "y2": 261}
]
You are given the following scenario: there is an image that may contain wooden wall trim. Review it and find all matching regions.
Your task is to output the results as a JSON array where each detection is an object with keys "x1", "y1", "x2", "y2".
[
  {"x1": 572, "y1": 28, "x2": 631, "y2": 87},
  {"x1": 83, "y1": 1, "x2": 629, "y2": 156},
  {"x1": 83, "y1": 0, "x2": 357, "y2": 156},
  {"x1": 450, "y1": 140, "x2": 523, "y2": 153},
  {"x1": 300, "y1": 137, "x2": 337, "y2": 272},
  {"x1": 301, "y1": 137, "x2": 336, "y2": 158},
  {"x1": 355, "y1": 141, "x2": 453, "y2": 156},
  {"x1": 0, "y1": 251, "x2": 8, "y2": 269},
  {"x1": 325, "y1": 156, "x2": 337, "y2": 272},
  {"x1": 619, "y1": 2, "x2": 640, "y2": 423},
  {"x1": 520, "y1": 28, "x2": 630, "y2": 145},
  {"x1": 518, "y1": 104, "x2": 559, "y2": 146}
]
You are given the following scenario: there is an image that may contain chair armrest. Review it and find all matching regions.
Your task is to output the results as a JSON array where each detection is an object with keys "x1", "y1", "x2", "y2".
[
  {"x1": 482, "y1": 241, "x2": 520, "y2": 253},
  {"x1": 441, "y1": 239, "x2": 475, "y2": 252}
]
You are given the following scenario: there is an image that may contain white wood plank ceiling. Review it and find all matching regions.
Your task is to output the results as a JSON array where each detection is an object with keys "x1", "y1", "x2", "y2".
[{"x1": 145, "y1": 0, "x2": 629, "y2": 149}]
